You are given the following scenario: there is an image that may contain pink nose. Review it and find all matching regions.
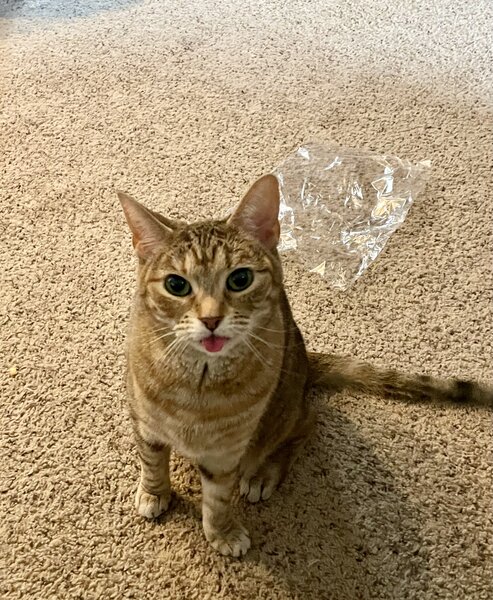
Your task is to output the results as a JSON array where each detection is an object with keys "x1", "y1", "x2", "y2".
[{"x1": 200, "y1": 316, "x2": 223, "y2": 332}]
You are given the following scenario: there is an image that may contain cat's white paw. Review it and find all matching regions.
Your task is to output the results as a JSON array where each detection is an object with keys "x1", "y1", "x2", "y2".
[
  {"x1": 204, "y1": 522, "x2": 251, "y2": 557},
  {"x1": 135, "y1": 483, "x2": 171, "y2": 519}
]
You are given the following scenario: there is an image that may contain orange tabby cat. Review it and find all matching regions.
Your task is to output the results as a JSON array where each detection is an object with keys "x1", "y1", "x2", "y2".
[{"x1": 118, "y1": 175, "x2": 491, "y2": 557}]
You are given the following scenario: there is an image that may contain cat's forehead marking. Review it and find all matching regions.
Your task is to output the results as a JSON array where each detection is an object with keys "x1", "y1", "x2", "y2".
[{"x1": 170, "y1": 221, "x2": 265, "y2": 273}]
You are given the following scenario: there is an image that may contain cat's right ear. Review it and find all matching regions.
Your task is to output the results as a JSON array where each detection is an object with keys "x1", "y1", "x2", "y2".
[{"x1": 117, "y1": 192, "x2": 171, "y2": 260}]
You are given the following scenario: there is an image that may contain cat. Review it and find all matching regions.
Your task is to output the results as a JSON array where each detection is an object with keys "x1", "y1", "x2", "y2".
[{"x1": 118, "y1": 174, "x2": 492, "y2": 557}]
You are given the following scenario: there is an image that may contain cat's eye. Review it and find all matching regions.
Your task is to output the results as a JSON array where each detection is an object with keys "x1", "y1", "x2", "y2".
[
  {"x1": 226, "y1": 268, "x2": 254, "y2": 292},
  {"x1": 164, "y1": 274, "x2": 192, "y2": 297}
]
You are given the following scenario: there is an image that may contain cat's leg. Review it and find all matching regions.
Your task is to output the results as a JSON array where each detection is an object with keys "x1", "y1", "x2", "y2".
[
  {"x1": 198, "y1": 460, "x2": 250, "y2": 557},
  {"x1": 239, "y1": 410, "x2": 314, "y2": 503},
  {"x1": 134, "y1": 434, "x2": 172, "y2": 519},
  {"x1": 240, "y1": 436, "x2": 306, "y2": 503}
]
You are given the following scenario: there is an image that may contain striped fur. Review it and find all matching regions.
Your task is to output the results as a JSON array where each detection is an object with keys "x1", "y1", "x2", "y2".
[
  {"x1": 118, "y1": 175, "x2": 491, "y2": 557},
  {"x1": 308, "y1": 353, "x2": 493, "y2": 407}
]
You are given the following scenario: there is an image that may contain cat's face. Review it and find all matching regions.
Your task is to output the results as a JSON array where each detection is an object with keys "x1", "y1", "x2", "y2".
[
  {"x1": 119, "y1": 175, "x2": 283, "y2": 361},
  {"x1": 141, "y1": 221, "x2": 281, "y2": 358}
]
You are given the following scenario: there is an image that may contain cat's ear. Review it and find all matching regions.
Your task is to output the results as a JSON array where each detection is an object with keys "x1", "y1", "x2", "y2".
[
  {"x1": 117, "y1": 192, "x2": 172, "y2": 260},
  {"x1": 228, "y1": 174, "x2": 280, "y2": 249}
]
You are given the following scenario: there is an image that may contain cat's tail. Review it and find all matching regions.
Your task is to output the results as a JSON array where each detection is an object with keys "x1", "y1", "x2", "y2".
[{"x1": 307, "y1": 352, "x2": 493, "y2": 408}]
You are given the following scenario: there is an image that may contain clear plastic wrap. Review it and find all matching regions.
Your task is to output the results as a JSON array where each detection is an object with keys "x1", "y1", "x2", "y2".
[{"x1": 274, "y1": 143, "x2": 431, "y2": 290}]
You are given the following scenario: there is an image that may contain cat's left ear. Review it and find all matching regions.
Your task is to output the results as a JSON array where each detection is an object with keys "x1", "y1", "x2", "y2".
[
  {"x1": 117, "y1": 192, "x2": 172, "y2": 260},
  {"x1": 227, "y1": 174, "x2": 280, "y2": 250}
]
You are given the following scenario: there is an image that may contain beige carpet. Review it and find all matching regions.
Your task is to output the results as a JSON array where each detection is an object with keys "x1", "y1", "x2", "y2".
[{"x1": 1, "y1": 0, "x2": 492, "y2": 598}]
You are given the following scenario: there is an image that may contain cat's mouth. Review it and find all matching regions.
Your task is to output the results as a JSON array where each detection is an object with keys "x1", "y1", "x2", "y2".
[{"x1": 200, "y1": 334, "x2": 230, "y2": 354}]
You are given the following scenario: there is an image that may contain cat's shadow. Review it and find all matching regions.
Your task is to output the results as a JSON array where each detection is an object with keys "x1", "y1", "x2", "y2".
[{"x1": 238, "y1": 395, "x2": 430, "y2": 598}]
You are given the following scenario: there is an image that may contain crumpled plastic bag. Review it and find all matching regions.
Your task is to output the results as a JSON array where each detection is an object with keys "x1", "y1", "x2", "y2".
[{"x1": 273, "y1": 143, "x2": 431, "y2": 290}]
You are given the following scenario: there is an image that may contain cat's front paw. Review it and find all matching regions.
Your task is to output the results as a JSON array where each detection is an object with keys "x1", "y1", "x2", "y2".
[
  {"x1": 204, "y1": 521, "x2": 251, "y2": 557},
  {"x1": 135, "y1": 483, "x2": 171, "y2": 519}
]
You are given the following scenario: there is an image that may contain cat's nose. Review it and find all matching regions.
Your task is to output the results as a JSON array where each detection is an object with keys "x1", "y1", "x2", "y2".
[{"x1": 200, "y1": 316, "x2": 223, "y2": 332}]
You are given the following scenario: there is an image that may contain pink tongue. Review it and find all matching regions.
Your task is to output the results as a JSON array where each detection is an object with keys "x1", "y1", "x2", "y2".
[{"x1": 201, "y1": 335, "x2": 228, "y2": 353}]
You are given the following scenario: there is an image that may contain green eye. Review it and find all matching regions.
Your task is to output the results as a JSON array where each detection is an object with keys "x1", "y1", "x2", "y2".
[
  {"x1": 226, "y1": 268, "x2": 254, "y2": 292},
  {"x1": 164, "y1": 274, "x2": 191, "y2": 297}
]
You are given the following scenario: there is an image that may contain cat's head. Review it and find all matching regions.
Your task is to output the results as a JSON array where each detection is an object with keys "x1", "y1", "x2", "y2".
[{"x1": 119, "y1": 175, "x2": 283, "y2": 359}]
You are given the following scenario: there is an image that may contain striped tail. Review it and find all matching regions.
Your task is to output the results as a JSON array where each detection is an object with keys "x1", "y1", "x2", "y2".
[{"x1": 307, "y1": 352, "x2": 493, "y2": 408}]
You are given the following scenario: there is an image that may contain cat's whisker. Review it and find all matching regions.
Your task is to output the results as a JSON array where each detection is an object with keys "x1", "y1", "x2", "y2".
[
  {"x1": 162, "y1": 337, "x2": 188, "y2": 362},
  {"x1": 150, "y1": 337, "x2": 184, "y2": 370},
  {"x1": 242, "y1": 337, "x2": 271, "y2": 366},
  {"x1": 149, "y1": 322, "x2": 194, "y2": 345},
  {"x1": 164, "y1": 338, "x2": 190, "y2": 368},
  {"x1": 134, "y1": 325, "x2": 174, "y2": 343},
  {"x1": 152, "y1": 325, "x2": 174, "y2": 333},
  {"x1": 176, "y1": 339, "x2": 190, "y2": 360},
  {"x1": 247, "y1": 331, "x2": 287, "y2": 350},
  {"x1": 254, "y1": 325, "x2": 286, "y2": 334},
  {"x1": 149, "y1": 331, "x2": 177, "y2": 345},
  {"x1": 248, "y1": 331, "x2": 305, "y2": 350}
]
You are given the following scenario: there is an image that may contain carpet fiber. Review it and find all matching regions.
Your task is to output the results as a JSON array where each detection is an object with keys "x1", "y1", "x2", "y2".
[{"x1": 1, "y1": 1, "x2": 492, "y2": 598}]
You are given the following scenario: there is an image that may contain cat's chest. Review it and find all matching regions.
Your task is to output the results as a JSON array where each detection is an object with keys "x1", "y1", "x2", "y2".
[{"x1": 138, "y1": 380, "x2": 271, "y2": 460}]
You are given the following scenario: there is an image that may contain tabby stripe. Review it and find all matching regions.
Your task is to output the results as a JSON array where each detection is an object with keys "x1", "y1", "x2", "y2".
[
  {"x1": 198, "y1": 466, "x2": 236, "y2": 482},
  {"x1": 135, "y1": 432, "x2": 165, "y2": 452}
]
